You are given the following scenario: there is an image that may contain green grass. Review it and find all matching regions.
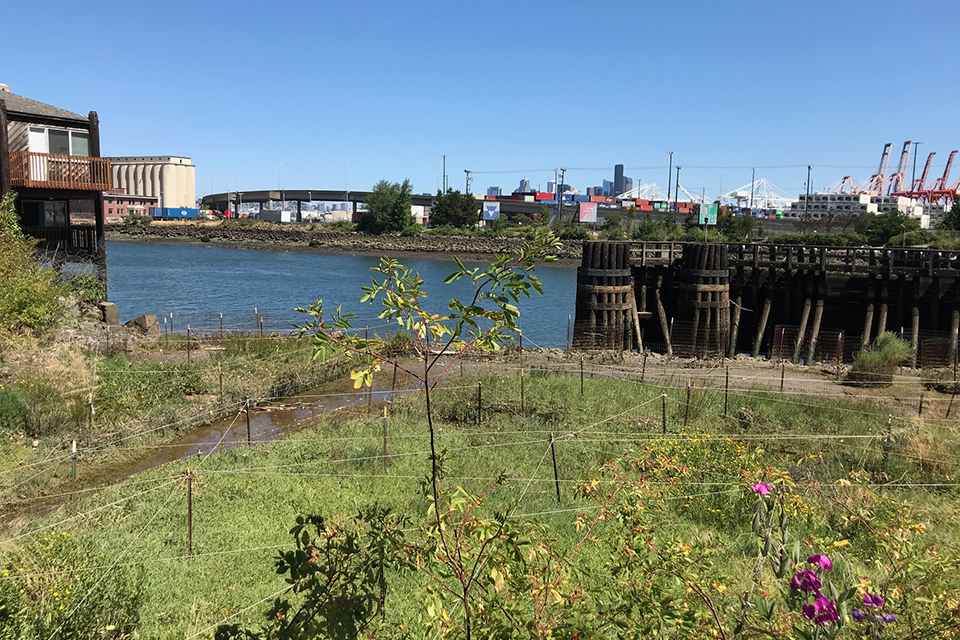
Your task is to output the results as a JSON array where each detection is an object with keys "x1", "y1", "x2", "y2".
[{"x1": 3, "y1": 369, "x2": 960, "y2": 638}]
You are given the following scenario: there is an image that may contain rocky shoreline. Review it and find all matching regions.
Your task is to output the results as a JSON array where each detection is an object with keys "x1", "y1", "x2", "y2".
[{"x1": 105, "y1": 223, "x2": 584, "y2": 262}]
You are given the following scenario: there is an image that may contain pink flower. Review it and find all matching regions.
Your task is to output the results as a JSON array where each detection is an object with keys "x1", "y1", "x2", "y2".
[
  {"x1": 811, "y1": 595, "x2": 839, "y2": 626},
  {"x1": 807, "y1": 554, "x2": 833, "y2": 571},
  {"x1": 750, "y1": 483, "x2": 771, "y2": 495}
]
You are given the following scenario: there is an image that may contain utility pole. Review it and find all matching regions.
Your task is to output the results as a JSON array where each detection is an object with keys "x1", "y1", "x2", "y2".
[
  {"x1": 667, "y1": 152, "x2": 675, "y2": 201},
  {"x1": 805, "y1": 165, "x2": 811, "y2": 217},
  {"x1": 750, "y1": 167, "x2": 756, "y2": 211},
  {"x1": 442, "y1": 155, "x2": 447, "y2": 192},
  {"x1": 464, "y1": 169, "x2": 472, "y2": 194},
  {"x1": 558, "y1": 167, "x2": 567, "y2": 221}
]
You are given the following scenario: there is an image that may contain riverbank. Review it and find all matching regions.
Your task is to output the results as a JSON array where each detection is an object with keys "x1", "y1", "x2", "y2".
[{"x1": 105, "y1": 222, "x2": 584, "y2": 264}]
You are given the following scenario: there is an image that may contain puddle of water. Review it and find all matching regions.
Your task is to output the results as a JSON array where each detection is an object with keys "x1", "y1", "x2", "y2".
[{"x1": 1, "y1": 365, "x2": 421, "y2": 527}]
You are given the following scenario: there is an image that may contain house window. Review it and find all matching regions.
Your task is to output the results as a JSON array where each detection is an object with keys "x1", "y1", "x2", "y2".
[{"x1": 27, "y1": 127, "x2": 91, "y2": 156}]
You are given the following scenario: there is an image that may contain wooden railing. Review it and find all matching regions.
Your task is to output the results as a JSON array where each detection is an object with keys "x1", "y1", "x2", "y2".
[
  {"x1": 22, "y1": 226, "x2": 99, "y2": 253},
  {"x1": 629, "y1": 242, "x2": 960, "y2": 277},
  {"x1": 9, "y1": 152, "x2": 111, "y2": 191}
]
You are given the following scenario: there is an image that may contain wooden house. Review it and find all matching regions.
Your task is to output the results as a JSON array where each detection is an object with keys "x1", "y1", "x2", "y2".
[{"x1": 0, "y1": 84, "x2": 108, "y2": 282}]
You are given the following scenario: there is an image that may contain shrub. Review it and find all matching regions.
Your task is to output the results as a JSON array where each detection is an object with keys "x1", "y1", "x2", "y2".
[
  {"x1": 0, "y1": 385, "x2": 28, "y2": 434},
  {"x1": 400, "y1": 223, "x2": 423, "y2": 237},
  {"x1": 847, "y1": 332, "x2": 912, "y2": 387},
  {"x1": 66, "y1": 274, "x2": 106, "y2": 302},
  {"x1": 0, "y1": 193, "x2": 67, "y2": 337}
]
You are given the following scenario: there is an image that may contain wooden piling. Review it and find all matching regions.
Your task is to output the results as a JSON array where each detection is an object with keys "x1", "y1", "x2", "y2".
[
  {"x1": 752, "y1": 296, "x2": 772, "y2": 358},
  {"x1": 728, "y1": 296, "x2": 742, "y2": 359},
  {"x1": 910, "y1": 306, "x2": 920, "y2": 369},
  {"x1": 806, "y1": 300, "x2": 824, "y2": 365},
  {"x1": 793, "y1": 298, "x2": 812, "y2": 363},
  {"x1": 861, "y1": 304, "x2": 875, "y2": 350}
]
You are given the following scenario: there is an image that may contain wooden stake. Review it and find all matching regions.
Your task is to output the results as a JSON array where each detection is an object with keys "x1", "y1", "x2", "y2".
[
  {"x1": 391, "y1": 362, "x2": 398, "y2": 397},
  {"x1": 218, "y1": 363, "x2": 223, "y2": 401},
  {"x1": 780, "y1": 360, "x2": 785, "y2": 392},
  {"x1": 477, "y1": 381, "x2": 482, "y2": 425},
  {"x1": 641, "y1": 351, "x2": 647, "y2": 384},
  {"x1": 219, "y1": 312, "x2": 223, "y2": 339},
  {"x1": 549, "y1": 433, "x2": 561, "y2": 503},
  {"x1": 566, "y1": 314, "x2": 571, "y2": 352},
  {"x1": 684, "y1": 380, "x2": 691, "y2": 427},
  {"x1": 918, "y1": 393, "x2": 924, "y2": 416},
  {"x1": 186, "y1": 325, "x2": 191, "y2": 364}
]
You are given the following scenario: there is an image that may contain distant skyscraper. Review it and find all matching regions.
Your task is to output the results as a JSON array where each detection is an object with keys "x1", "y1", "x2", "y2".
[
  {"x1": 624, "y1": 177, "x2": 633, "y2": 194},
  {"x1": 546, "y1": 180, "x2": 557, "y2": 193},
  {"x1": 487, "y1": 186, "x2": 501, "y2": 197},
  {"x1": 614, "y1": 164, "x2": 625, "y2": 197},
  {"x1": 602, "y1": 180, "x2": 613, "y2": 197},
  {"x1": 517, "y1": 177, "x2": 531, "y2": 193}
]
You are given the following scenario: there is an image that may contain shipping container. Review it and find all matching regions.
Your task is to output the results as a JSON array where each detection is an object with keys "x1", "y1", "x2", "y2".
[
  {"x1": 523, "y1": 195, "x2": 535, "y2": 202},
  {"x1": 604, "y1": 197, "x2": 617, "y2": 204},
  {"x1": 535, "y1": 192, "x2": 554, "y2": 201},
  {"x1": 589, "y1": 195, "x2": 605, "y2": 203},
  {"x1": 542, "y1": 200, "x2": 558, "y2": 205},
  {"x1": 640, "y1": 205, "x2": 653, "y2": 211},
  {"x1": 573, "y1": 195, "x2": 589, "y2": 203},
  {"x1": 159, "y1": 208, "x2": 200, "y2": 219}
]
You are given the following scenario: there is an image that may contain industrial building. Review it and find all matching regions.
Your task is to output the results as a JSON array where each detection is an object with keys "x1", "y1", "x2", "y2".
[{"x1": 108, "y1": 155, "x2": 196, "y2": 209}]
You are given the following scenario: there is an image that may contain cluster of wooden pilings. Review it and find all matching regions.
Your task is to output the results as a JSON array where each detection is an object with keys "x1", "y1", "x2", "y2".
[
  {"x1": 572, "y1": 241, "x2": 960, "y2": 365},
  {"x1": 572, "y1": 241, "x2": 642, "y2": 350}
]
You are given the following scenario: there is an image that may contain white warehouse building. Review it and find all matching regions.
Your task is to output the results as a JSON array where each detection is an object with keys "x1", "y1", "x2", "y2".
[{"x1": 108, "y1": 156, "x2": 196, "y2": 209}]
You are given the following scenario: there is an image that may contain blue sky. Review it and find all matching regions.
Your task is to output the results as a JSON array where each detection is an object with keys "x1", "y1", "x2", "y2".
[{"x1": 5, "y1": 0, "x2": 959, "y2": 200}]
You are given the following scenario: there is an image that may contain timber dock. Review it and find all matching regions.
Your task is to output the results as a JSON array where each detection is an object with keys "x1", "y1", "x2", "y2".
[{"x1": 573, "y1": 241, "x2": 960, "y2": 367}]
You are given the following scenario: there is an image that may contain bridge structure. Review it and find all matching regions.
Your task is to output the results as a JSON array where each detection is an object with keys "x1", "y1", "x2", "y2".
[{"x1": 200, "y1": 189, "x2": 439, "y2": 222}]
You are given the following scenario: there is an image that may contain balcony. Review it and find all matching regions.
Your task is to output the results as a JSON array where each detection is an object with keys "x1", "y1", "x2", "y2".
[
  {"x1": 21, "y1": 225, "x2": 99, "y2": 254},
  {"x1": 10, "y1": 152, "x2": 111, "y2": 191}
]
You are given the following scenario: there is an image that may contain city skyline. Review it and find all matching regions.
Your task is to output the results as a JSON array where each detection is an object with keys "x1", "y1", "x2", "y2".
[{"x1": 5, "y1": 0, "x2": 958, "y2": 201}]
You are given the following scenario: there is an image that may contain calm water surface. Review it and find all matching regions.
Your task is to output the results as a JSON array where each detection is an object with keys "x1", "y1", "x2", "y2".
[{"x1": 106, "y1": 241, "x2": 576, "y2": 348}]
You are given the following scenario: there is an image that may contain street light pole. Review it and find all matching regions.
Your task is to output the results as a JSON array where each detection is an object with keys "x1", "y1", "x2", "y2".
[
  {"x1": 442, "y1": 155, "x2": 447, "y2": 193},
  {"x1": 805, "y1": 165, "x2": 811, "y2": 217},
  {"x1": 675, "y1": 166, "x2": 681, "y2": 212},
  {"x1": 667, "y1": 152, "x2": 674, "y2": 202}
]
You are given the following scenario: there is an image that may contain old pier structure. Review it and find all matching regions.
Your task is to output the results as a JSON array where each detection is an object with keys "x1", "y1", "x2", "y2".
[{"x1": 572, "y1": 241, "x2": 960, "y2": 367}]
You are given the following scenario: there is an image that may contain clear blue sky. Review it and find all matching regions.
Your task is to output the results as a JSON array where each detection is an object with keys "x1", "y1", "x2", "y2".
[{"x1": 5, "y1": 0, "x2": 959, "y2": 200}]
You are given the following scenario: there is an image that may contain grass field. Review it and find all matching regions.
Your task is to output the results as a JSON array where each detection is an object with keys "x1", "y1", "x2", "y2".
[{"x1": 2, "y1": 364, "x2": 959, "y2": 638}]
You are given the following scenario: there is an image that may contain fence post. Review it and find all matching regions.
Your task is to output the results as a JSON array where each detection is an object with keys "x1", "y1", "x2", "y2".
[
  {"x1": 684, "y1": 380, "x2": 691, "y2": 427},
  {"x1": 186, "y1": 325, "x2": 191, "y2": 364},
  {"x1": 477, "y1": 381, "x2": 482, "y2": 425},
  {"x1": 71, "y1": 439, "x2": 77, "y2": 500},
  {"x1": 918, "y1": 393, "x2": 924, "y2": 416},
  {"x1": 662, "y1": 393, "x2": 667, "y2": 434},
  {"x1": 218, "y1": 363, "x2": 223, "y2": 402},
  {"x1": 549, "y1": 433, "x2": 561, "y2": 503},
  {"x1": 187, "y1": 468, "x2": 193, "y2": 555},
  {"x1": 246, "y1": 399, "x2": 252, "y2": 444},
  {"x1": 780, "y1": 360, "x2": 785, "y2": 392},
  {"x1": 391, "y1": 362, "x2": 398, "y2": 398},
  {"x1": 170, "y1": 312, "x2": 174, "y2": 335},
  {"x1": 219, "y1": 312, "x2": 223, "y2": 340},
  {"x1": 566, "y1": 314, "x2": 571, "y2": 352},
  {"x1": 641, "y1": 351, "x2": 647, "y2": 384}
]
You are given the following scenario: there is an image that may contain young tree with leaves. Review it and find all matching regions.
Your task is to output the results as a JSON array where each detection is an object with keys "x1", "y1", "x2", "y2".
[
  {"x1": 357, "y1": 179, "x2": 413, "y2": 234},
  {"x1": 430, "y1": 189, "x2": 479, "y2": 228}
]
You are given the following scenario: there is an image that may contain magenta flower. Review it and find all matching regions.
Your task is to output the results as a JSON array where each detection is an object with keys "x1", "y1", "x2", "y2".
[
  {"x1": 881, "y1": 613, "x2": 897, "y2": 624},
  {"x1": 807, "y1": 554, "x2": 833, "y2": 571},
  {"x1": 864, "y1": 593, "x2": 885, "y2": 608},
  {"x1": 811, "y1": 595, "x2": 839, "y2": 626},
  {"x1": 802, "y1": 603, "x2": 816, "y2": 620},
  {"x1": 790, "y1": 569, "x2": 822, "y2": 592},
  {"x1": 852, "y1": 609, "x2": 865, "y2": 622},
  {"x1": 750, "y1": 482, "x2": 771, "y2": 495}
]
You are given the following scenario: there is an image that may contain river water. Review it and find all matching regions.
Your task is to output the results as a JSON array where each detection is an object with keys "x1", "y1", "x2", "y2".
[{"x1": 106, "y1": 241, "x2": 577, "y2": 348}]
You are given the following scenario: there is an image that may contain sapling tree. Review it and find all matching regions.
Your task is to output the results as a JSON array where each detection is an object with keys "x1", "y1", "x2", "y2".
[{"x1": 293, "y1": 227, "x2": 562, "y2": 639}]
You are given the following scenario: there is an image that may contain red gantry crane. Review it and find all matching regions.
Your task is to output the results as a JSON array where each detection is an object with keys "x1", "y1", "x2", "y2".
[
  {"x1": 922, "y1": 150, "x2": 956, "y2": 205},
  {"x1": 883, "y1": 141, "x2": 913, "y2": 195},
  {"x1": 856, "y1": 142, "x2": 893, "y2": 195}
]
